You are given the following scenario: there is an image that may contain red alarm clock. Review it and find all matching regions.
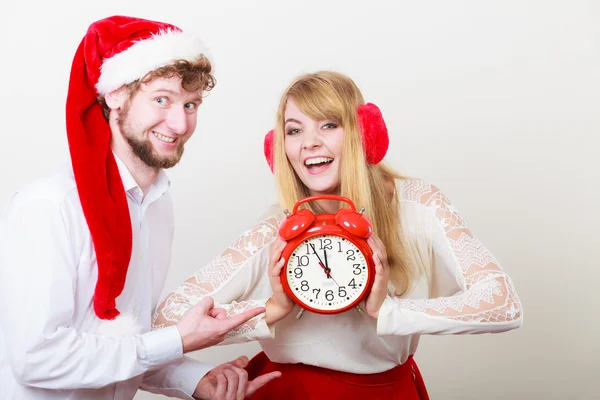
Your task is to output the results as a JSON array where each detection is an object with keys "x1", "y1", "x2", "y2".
[{"x1": 279, "y1": 195, "x2": 375, "y2": 316}]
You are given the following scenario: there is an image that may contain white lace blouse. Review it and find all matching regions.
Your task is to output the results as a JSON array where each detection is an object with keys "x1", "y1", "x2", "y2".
[{"x1": 153, "y1": 180, "x2": 523, "y2": 374}]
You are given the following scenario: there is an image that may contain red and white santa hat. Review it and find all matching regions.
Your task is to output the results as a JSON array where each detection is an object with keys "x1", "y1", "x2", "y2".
[{"x1": 65, "y1": 15, "x2": 211, "y2": 332}]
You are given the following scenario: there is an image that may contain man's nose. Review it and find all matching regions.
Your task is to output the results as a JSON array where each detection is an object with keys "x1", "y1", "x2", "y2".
[{"x1": 165, "y1": 107, "x2": 188, "y2": 135}]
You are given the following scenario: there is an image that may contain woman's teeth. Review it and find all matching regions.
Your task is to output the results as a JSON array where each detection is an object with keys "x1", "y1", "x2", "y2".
[{"x1": 305, "y1": 157, "x2": 333, "y2": 167}]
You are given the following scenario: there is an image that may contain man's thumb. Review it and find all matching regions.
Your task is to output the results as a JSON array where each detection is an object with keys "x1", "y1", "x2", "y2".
[{"x1": 194, "y1": 296, "x2": 215, "y2": 315}]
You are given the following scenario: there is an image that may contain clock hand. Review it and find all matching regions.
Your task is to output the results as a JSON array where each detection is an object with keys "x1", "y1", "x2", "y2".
[
  {"x1": 321, "y1": 248, "x2": 341, "y2": 286},
  {"x1": 309, "y1": 243, "x2": 331, "y2": 276},
  {"x1": 309, "y1": 243, "x2": 340, "y2": 286},
  {"x1": 317, "y1": 260, "x2": 341, "y2": 287},
  {"x1": 322, "y1": 264, "x2": 340, "y2": 287}
]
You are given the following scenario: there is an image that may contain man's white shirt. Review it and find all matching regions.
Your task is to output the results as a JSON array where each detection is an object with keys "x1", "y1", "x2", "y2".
[{"x1": 0, "y1": 156, "x2": 210, "y2": 399}]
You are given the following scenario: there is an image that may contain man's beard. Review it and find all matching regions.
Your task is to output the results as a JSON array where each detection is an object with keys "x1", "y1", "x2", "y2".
[{"x1": 117, "y1": 108, "x2": 185, "y2": 169}]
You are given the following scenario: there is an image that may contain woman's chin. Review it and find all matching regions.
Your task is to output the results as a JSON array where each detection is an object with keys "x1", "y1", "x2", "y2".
[{"x1": 307, "y1": 185, "x2": 341, "y2": 197}]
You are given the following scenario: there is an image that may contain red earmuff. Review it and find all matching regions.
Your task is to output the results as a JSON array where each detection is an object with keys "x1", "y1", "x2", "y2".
[
  {"x1": 263, "y1": 103, "x2": 389, "y2": 173},
  {"x1": 357, "y1": 103, "x2": 389, "y2": 165},
  {"x1": 264, "y1": 129, "x2": 275, "y2": 173}
]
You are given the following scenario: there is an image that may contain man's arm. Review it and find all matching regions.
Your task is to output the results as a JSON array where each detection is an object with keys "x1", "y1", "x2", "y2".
[
  {"x1": 139, "y1": 300, "x2": 266, "y2": 398},
  {"x1": 0, "y1": 193, "x2": 188, "y2": 388},
  {"x1": 0, "y1": 193, "x2": 264, "y2": 390},
  {"x1": 140, "y1": 356, "x2": 213, "y2": 399}
]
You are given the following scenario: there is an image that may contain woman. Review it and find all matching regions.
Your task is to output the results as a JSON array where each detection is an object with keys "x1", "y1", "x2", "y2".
[{"x1": 152, "y1": 71, "x2": 523, "y2": 399}]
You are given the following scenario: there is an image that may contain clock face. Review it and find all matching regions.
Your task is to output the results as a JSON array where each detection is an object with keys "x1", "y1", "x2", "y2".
[{"x1": 285, "y1": 234, "x2": 370, "y2": 312}]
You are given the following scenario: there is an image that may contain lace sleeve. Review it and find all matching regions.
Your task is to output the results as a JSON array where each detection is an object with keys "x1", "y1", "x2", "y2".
[
  {"x1": 377, "y1": 181, "x2": 523, "y2": 336},
  {"x1": 152, "y1": 210, "x2": 283, "y2": 344}
]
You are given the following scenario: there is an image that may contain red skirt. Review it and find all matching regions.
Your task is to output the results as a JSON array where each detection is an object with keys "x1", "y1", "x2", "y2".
[{"x1": 245, "y1": 351, "x2": 429, "y2": 400}]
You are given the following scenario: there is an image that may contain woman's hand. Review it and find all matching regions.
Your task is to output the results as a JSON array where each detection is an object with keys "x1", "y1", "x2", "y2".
[
  {"x1": 265, "y1": 237, "x2": 295, "y2": 325},
  {"x1": 365, "y1": 234, "x2": 391, "y2": 319}
]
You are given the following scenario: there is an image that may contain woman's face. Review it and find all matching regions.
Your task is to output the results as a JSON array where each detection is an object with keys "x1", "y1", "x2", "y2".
[{"x1": 283, "y1": 99, "x2": 344, "y2": 196}]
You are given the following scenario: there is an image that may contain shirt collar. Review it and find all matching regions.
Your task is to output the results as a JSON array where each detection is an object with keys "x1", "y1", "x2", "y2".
[
  {"x1": 113, "y1": 152, "x2": 138, "y2": 193},
  {"x1": 153, "y1": 169, "x2": 171, "y2": 195},
  {"x1": 112, "y1": 152, "x2": 171, "y2": 200}
]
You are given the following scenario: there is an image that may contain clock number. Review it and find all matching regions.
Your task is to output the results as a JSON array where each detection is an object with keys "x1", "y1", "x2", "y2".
[
  {"x1": 304, "y1": 243, "x2": 311, "y2": 255},
  {"x1": 296, "y1": 255, "x2": 309, "y2": 267},
  {"x1": 312, "y1": 288, "x2": 321, "y2": 299},
  {"x1": 348, "y1": 278, "x2": 357, "y2": 289},
  {"x1": 319, "y1": 238, "x2": 333, "y2": 250},
  {"x1": 347, "y1": 249, "x2": 356, "y2": 261},
  {"x1": 325, "y1": 290, "x2": 334, "y2": 301},
  {"x1": 294, "y1": 267, "x2": 303, "y2": 279},
  {"x1": 301, "y1": 280, "x2": 309, "y2": 291},
  {"x1": 338, "y1": 286, "x2": 347, "y2": 297},
  {"x1": 353, "y1": 264, "x2": 362, "y2": 275},
  {"x1": 337, "y1": 242, "x2": 343, "y2": 253}
]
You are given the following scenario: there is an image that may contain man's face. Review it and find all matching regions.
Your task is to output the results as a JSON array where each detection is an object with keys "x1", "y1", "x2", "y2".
[{"x1": 116, "y1": 76, "x2": 202, "y2": 169}]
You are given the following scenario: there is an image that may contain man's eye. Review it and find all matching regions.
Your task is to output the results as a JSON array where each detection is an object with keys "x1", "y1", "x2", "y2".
[
  {"x1": 184, "y1": 103, "x2": 197, "y2": 110},
  {"x1": 156, "y1": 97, "x2": 168, "y2": 105}
]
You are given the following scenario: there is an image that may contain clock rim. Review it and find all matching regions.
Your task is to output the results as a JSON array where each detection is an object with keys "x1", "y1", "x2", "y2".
[{"x1": 279, "y1": 225, "x2": 375, "y2": 315}]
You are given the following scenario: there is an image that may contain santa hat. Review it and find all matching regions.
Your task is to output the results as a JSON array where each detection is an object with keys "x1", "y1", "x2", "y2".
[{"x1": 65, "y1": 15, "x2": 211, "y2": 332}]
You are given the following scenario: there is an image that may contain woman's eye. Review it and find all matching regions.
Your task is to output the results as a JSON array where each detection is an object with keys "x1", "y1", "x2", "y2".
[
  {"x1": 286, "y1": 128, "x2": 301, "y2": 135},
  {"x1": 323, "y1": 123, "x2": 338, "y2": 129}
]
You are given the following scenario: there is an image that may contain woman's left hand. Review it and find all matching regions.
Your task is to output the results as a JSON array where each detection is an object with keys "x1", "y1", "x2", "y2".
[{"x1": 365, "y1": 234, "x2": 390, "y2": 319}]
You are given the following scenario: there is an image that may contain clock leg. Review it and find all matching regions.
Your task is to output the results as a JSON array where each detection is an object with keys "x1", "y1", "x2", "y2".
[
  {"x1": 296, "y1": 308, "x2": 306, "y2": 319},
  {"x1": 355, "y1": 304, "x2": 365, "y2": 316}
]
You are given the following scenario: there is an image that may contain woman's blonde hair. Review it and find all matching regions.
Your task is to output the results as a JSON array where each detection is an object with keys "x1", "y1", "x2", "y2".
[{"x1": 272, "y1": 71, "x2": 415, "y2": 295}]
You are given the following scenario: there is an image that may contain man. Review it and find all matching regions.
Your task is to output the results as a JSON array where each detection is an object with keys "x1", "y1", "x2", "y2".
[{"x1": 0, "y1": 15, "x2": 279, "y2": 399}]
